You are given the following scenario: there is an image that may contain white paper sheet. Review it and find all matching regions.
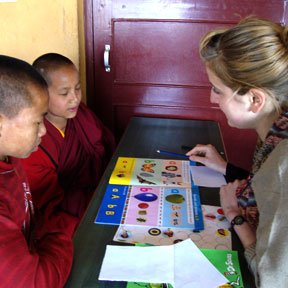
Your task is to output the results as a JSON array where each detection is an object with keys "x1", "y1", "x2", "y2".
[
  {"x1": 98, "y1": 239, "x2": 228, "y2": 287},
  {"x1": 174, "y1": 240, "x2": 227, "y2": 287},
  {"x1": 190, "y1": 166, "x2": 226, "y2": 187},
  {"x1": 99, "y1": 244, "x2": 174, "y2": 284}
]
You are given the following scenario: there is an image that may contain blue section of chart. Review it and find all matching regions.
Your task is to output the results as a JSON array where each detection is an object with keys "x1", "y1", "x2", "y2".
[
  {"x1": 191, "y1": 183, "x2": 204, "y2": 231},
  {"x1": 95, "y1": 185, "x2": 129, "y2": 225},
  {"x1": 162, "y1": 187, "x2": 192, "y2": 228},
  {"x1": 189, "y1": 160, "x2": 204, "y2": 231}
]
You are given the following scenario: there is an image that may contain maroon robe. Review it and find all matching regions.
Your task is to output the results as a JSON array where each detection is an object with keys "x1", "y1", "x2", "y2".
[
  {"x1": 0, "y1": 157, "x2": 77, "y2": 287},
  {"x1": 22, "y1": 102, "x2": 115, "y2": 218}
]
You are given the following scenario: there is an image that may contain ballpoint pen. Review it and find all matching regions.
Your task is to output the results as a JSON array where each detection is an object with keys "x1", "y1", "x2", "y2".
[{"x1": 156, "y1": 149, "x2": 189, "y2": 159}]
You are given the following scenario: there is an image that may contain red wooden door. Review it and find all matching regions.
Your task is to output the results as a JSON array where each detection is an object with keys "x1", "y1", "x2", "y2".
[{"x1": 84, "y1": 0, "x2": 286, "y2": 171}]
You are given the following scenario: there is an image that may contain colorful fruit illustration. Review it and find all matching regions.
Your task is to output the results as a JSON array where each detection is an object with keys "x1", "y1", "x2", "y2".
[
  {"x1": 134, "y1": 193, "x2": 158, "y2": 202},
  {"x1": 165, "y1": 194, "x2": 185, "y2": 204}
]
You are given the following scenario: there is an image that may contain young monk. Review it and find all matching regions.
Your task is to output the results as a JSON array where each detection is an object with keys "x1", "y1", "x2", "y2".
[
  {"x1": 0, "y1": 55, "x2": 78, "y2": 287},
  {"x1": 22, "y1": 53, "x2": 115, "y2": 219},
  {"x1": 187, "y1": 17, "x2": 288, "y2": 287}
]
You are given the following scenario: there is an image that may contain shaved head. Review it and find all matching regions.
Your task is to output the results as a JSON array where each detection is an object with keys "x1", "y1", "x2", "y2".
[
  {"x1": 32, "y1": 53, "x2": 75, "y2": 86},
  {"x1": 0, "y1": 55, "x2": 47, "y2": 118}
]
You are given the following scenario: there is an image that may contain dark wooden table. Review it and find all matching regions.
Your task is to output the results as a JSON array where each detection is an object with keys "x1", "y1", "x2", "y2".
[{"x1": 65, "y1": 117, "x2": 255, "y2": 288}]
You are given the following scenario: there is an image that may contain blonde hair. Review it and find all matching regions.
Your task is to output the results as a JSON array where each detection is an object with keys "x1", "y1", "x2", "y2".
[{"x1": 200, "y1": 17, "x2": 288, "y2": 111}]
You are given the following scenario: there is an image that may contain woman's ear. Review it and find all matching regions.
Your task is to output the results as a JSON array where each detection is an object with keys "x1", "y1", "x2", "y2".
[{"x1": 248, "y1": 88, "x2": 266, "y2": 113}]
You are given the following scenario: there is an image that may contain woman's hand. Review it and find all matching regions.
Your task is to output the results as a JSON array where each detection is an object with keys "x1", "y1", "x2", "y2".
[
  {"x1": 220, "y1": 180, "x2": 256, "y2": 249},
  {"x1": 220, "y1": 180, "x2": 245, "y2": 222},
  {"x1": 186, "y1": 144, "x2": 227, "y2": 174}
]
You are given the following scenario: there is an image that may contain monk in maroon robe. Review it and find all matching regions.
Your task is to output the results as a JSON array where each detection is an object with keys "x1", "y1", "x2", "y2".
[
  {"x1": 23, "y1": 102, "x2": 115, "y2": 218},
  {"x1": 0, "y1": 55, "x2": 78, "y2": 287},
  {"x1": 21, "y1": 53, "x2": 115, "y2": 219}
]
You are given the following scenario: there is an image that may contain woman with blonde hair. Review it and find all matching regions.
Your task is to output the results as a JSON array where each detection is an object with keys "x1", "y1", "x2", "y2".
[{"x1": 187, "y1": 17, "x2": 288, "y2": 287}]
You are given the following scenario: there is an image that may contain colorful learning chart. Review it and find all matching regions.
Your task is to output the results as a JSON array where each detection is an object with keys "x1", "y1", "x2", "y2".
[
  {"x1": 113, "y1": 205, "x2": 231, "y2": 250},
  {"x1": 109, "y1": 157, "x2": 192, "y2": 187},
  {"x1": 95, "y1": 157, "x2": 204, "y2": 231},
  {"x1": 95, "y1": 184, "x2": 203, "y2": 231}
]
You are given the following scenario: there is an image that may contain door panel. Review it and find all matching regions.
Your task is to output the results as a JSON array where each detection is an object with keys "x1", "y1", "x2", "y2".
[
  {"x1": 114, "y1": 21, "x2": 217, "y2": 86},
  {"x1": 84, "y1": 0, "x2": 286, "y2": 170}
]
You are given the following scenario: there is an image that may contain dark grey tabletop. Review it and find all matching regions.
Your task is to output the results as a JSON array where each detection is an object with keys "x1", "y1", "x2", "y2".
[{"x1": 65, "y1": 117, "x2": 255, "y2": 288}]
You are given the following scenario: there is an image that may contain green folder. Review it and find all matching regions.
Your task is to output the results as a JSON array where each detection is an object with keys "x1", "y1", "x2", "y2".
[{"x1": 126, "y1": 248, "x2": 243, "y2": 288}]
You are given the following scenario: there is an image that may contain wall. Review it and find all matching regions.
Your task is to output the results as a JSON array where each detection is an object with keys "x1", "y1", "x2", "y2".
[{"x1": 0, "y1": 0, "x2": 86, "y2": 99}]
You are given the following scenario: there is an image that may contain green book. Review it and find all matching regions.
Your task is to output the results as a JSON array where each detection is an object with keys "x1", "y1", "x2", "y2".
[
  {"x1": 200, "y1": 249, "x2": 243, "y2": 288},
  {"x1": 126, "y1": 248, "x2": 243, "y2": 288}
]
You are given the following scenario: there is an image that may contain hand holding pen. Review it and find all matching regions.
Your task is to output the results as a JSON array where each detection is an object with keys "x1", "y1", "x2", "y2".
[
  {"x1": 156, "y1": 149, "x2": 189, "y2": 159},
  {"x1": 185, "y1": 144, "x2": 227, "y2": 175}
]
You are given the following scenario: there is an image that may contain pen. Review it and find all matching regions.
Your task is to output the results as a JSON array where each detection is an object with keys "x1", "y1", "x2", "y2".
[{"x1": 156, "y1": 149, "x2": 189, "y2": 159}]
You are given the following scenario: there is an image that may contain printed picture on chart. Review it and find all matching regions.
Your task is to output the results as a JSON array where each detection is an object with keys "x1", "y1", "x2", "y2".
[
  {"x1": 114, "y1": 205, "x2": 231, "y2": 250},
  {"x1": 95, "y1": 184, "x2": 203, "y2": 230},
  {"x1": 109, "y1": 157, "x2": 192, "y2": 187},
  {"x1": 123, "y1": 185, "x2": 195, "y2": 228}
]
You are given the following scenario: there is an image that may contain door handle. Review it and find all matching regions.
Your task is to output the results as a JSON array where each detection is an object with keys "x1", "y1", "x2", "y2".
[{"x1": 104, "y1": 44, "x2": 111, "y2": 72}]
